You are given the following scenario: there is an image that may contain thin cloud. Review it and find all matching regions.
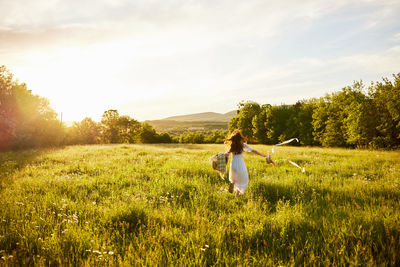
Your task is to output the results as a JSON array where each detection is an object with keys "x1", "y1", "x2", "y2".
[{"x1": 1, "y1": 0, "x2": 399, "y2": 121}]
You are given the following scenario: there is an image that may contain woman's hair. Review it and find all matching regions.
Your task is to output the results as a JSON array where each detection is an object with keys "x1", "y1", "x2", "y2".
[{"x1": 225, "y1": 129, "x2": 245, "y2": 154}]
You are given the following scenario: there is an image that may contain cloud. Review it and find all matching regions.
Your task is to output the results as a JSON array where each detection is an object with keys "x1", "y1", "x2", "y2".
[
  {"x1": 393, "y1": 33, "x2": 400, "y2": 42},
  {"x1": 2, "y1": 0, "x2": 396, "y2": 58},
  {"x1": 1, "y1": 0, "x2": 400, "y2": 121},
  {"x1": 0, "y1": 0, "x2": 351, "y2": 42}
]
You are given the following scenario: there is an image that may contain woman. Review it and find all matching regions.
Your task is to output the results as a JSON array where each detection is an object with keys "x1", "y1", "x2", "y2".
[{"x1": 225, "y1": 129, "x2": 275, "y2": 195}]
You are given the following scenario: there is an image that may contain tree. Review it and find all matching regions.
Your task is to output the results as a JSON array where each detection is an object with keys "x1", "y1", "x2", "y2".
[
  {"x1": 341, "y1": 82, "x2": 377, "y2": 147},
  {"x1": 100, "y1": 110, "x2": 120, "y2": 143},
  {"x1": 0, "y1": 66, "x2": 17, "y2": 149},
  {"x1": 69, "y1": 118, "x2": 100, "y2": 144},
  {"x1": 0, "y1": 65, "x2": 64, "y2": 150},
  {"x1": 312, "y1": 90, "x2": 350, "y2": 147},
  {"x1": 369, "y1": 73, "x2": 400, "y2": 148},
  {"x1": 117, "y1": 115, "x2": 141, "y2": 143},
  {"x1": 265, "y1": 105, "x2": 296, "y2": 144},
  {"x1": 137, "y1": 123, "x2": 160, "y2": 143},
  {"x1": 252, "y1": 104, "x2": 269, "y2": 144},
  {"x1": 294, "y1": 100, "x2": 316, "y2": 146},
  {"x1": 312, "y1": 82, "x2": 377, "y2": 147},
  {"x1": 158, "y1": 132, "x2": 173, "y2": 143},
  {"x1": 229, "y1": 101, "x2": 261, "y2": 141},
  {"x1": 204, "y1": 130, "x2": 227, "y2": 144}
]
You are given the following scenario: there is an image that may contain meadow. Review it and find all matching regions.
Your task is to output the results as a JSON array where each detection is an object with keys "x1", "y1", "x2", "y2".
[{"x1": 0, "y1": 144, "x2": 399, "y2": 266}]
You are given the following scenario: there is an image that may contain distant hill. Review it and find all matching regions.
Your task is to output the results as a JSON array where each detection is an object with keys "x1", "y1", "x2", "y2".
[
  {"x1": 146, "y1": 111, "x2": 237, "y2": 134},
  {"x1": 163, "y1": 111, "x2": 236, "y2": 122}
]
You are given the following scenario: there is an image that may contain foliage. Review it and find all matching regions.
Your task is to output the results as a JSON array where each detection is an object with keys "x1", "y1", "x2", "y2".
[
  {"x1": 66, "y1": 118, "x2": 101, "y2": 145},
  {"x1": 265, "y1": 104, "x2": 298, "y2": 144},
  {"x1": 369, "y1": 73, "x2": 400, "y2": 148},
  {"x1": 0, "y1": 144, "x2": 399, "y2": 265},
  {"x1": 252, "y1": 104, "x2": 269, "y2": 144},
  {"x1": 0, "y1": 65, "x2": 64, "y2": 150},
  {"x1": 176, "y1": 130, "x2": 227, "y2": 144},
  {"x1": 230, "y1": 101, "x2": 315, "y2": 146},
  {"x1": 2, "y1": 65, "x2": 399, "y2": 149},
  {"x1": 137, "y1": 123, "x2": 169, "y2": 144},
  {"x1": 229, "y1": 101, "x2": 261, "y2": 141},
  {"x1": 63, "y1": 110, "x2": 172, "y2": 145},
  {"x1": 146, "y1": 120, "x2": 228, "y2": 135},
  {"x1": 229, "y1": 74, "x2": 400, "y2": 148}
]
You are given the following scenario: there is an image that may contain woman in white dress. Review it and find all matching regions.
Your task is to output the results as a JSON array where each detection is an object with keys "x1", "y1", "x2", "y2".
[{"x1": 225, "y1": 129, "x2": 275, "y2": 195}]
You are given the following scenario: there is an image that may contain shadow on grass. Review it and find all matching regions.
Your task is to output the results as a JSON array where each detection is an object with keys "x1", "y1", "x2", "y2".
[
  {"x1": 230, "y1": 181, "x2": 400, "y2": 265},
  {"x1": 221, "y1": 215, "x2": 400, "y2": 266},
  {"x1": 109, "y1": 205, "x2": 149, "y2": 234},
  {"x1": 250, "y1": 181, "x2": 297, "y2": 207},
  {"x1": 0, "y1": 148, "x2": 50, "y2": 192},
  {"x1": 250, "y1": 180, "x2": 400, "y2": 213}
]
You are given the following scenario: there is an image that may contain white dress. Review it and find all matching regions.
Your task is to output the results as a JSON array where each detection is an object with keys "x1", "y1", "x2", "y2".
[{"x1": 229, "y1": 143, "x2": 253, "y2": 194}]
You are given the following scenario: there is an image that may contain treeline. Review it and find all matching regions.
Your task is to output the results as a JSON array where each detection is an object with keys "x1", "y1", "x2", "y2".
[
  {"x1": 0, "y1": 66, "x2": 225, "y2": 150},
  {"x1": 0, "y1": 66, "x2": 172, "y2": 150},
  {"x1": 1, "y1": 64, "x2": 399, "y2": 150},
  {"x1": 229, "y1": 74, "x2": 400, "y2": 148},
  {"x1": 177, "y1": 130, "x2": 227, "y2": 144},
  {"x1": 66, "y1": 110, "x2": 173, "y2": 145},
  {"x1": 67, "y1": 114, "x2": 227, "y2": 145}
]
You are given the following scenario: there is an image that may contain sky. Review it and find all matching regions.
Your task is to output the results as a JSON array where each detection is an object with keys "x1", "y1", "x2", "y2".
[{"x1": 1, "y1": 0, "x2": 400, "y2": 122}]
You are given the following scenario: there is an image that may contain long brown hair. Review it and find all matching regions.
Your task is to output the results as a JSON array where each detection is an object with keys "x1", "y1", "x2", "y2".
[{"x1": 225, "y1": 129, "x2": 245, "y2": 154}]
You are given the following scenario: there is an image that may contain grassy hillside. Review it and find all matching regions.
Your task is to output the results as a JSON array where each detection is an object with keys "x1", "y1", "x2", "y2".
[
  {"x1": 146, "y1": 111, "x2": 235, "y2": 133},
  {"x1": 0, "y1": 144, "x2": 399, "y2": 265},
  {"x1": 163, "y1": 111, "x2": 236, "y2": 122},
  {"x1": 146, "y1": 120, "x2": 228, "y2": 133}
]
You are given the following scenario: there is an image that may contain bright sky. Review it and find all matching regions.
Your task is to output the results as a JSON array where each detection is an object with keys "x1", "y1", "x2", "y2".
[{"x1": 1, "y1": 0, "x2": 400, "y2": 122}]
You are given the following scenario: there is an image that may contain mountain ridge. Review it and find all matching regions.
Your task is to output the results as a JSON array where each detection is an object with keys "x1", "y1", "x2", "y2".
[{"x1": 162, "y1": 110, "x2": 236, "y2": 122}]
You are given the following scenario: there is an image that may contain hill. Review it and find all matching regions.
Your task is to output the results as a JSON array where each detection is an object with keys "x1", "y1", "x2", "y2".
[
  {"x1": 162, "y1": 111, "x2": 236, "y2": 122},
  {"x1": 145, "y1": 120, "x2": 228, "y2": 133},
  {"x1": 146, "y1": 111, "x2": 236, "y2": 133}
]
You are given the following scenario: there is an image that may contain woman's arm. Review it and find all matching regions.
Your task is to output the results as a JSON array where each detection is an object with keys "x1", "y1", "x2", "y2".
[
  {"x1": 244, "y1": 143, "x2": 274, "y2": 165},
  {"x1": 251, "y1": 148, "x2": 267, "y2": 157},
  {"x1": 251, "y1": 148, "x2": 275, "y2": 165}
]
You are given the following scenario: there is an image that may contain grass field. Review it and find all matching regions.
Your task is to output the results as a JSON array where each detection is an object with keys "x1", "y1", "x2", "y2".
[{"x1": 0, "y1": 144, "x2": 399, "y2": 265}]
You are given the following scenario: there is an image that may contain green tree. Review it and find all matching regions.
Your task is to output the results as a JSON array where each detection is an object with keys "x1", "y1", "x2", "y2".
[
  {"x1": 369, "y1": 73, "x2": 400, "y2": 147},
  {"x1": 342, "y1": 82, "x2": 377, "y2": 147},
  {"x1": 0, "y1": 66, "x2": 17, "y2": 149},
  {"x1": 265, "y1": 105, "x2": 296, "y2": 144},
  {"x1": 0, "y1": 66, "x2": 64, "y2": 150},
  {"x1": 229, "y1": 101, "x2": 261, "y2": 141},
  {"x1": 100, "y1": 110, "x2": 120, "y2": 143},
  {"x1": 179, "y1": 132, "x2": 205, "y2": 144},
  {"x1": 312, "y1": 83, "x2": 375, "y2": 147},
  {"x1": 204, "y1": 130, "x2": 227, "y2": 144},
  {"x1": 294, "y1": 100, "x2": 316, "y2": 146},
  {"x1": 117, "y1": 115, "x2": 141, "y2": 143},
  {"x1": 252, "y1": 104, "x2": 270, "y2": 144},
  {"x1": 69, "y1": 118, "x2": 101, "y2": 144},
  {"x1": 158, "y1": 132, "x2": 173, "y2": 143},
  {"x1": 137, "y1": 123, "x2": 160, "y2": 143}
]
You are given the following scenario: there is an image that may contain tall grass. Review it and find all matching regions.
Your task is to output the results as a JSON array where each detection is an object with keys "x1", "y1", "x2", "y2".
[{"x1": 0, "y1": 144, "x2": 399, "y2": 265}]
